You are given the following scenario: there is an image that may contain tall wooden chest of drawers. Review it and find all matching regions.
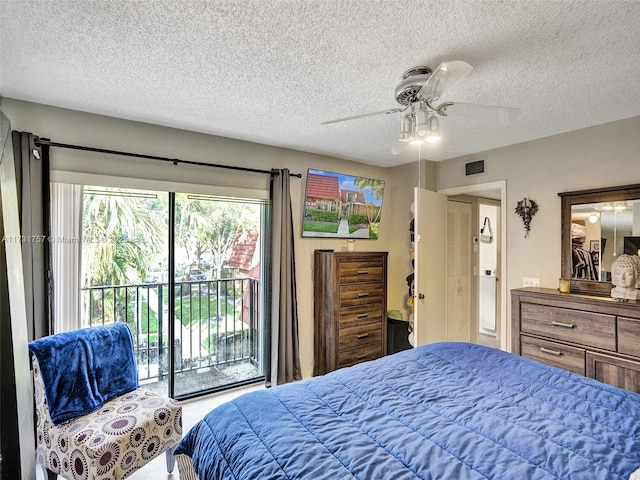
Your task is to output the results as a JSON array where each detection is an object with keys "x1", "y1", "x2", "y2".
[
  {"x1": 314, "y1": 251, "x2": 388, "y2": 376},
  {"x1": 512, "y1": 287, "x2": 640, "y2": 394}
]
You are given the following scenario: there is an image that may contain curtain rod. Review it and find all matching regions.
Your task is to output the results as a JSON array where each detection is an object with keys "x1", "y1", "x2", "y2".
[{"x1": 33, "y1": 138, "x2": 302, "y2": 178}]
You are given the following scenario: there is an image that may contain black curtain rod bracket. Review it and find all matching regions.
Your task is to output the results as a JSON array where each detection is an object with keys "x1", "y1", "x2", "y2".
[{"x1": 34, "y1": 138, "x2": 301, "y2": 178}]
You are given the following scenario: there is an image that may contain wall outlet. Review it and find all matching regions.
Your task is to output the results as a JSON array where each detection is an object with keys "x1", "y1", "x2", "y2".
[{"x1": 522, "y1": 277, "x2": 540, "y2": 287}]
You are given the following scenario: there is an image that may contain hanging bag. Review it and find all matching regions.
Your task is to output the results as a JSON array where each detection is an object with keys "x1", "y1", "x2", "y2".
[{"x1": 480, "y1": 217, "x2": 493, "y2": 244}]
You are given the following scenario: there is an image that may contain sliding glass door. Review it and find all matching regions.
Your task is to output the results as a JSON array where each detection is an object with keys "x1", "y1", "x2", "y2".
[
  {"x1": 58, "y1": 183, "x2": 267, "y2": 399},
  {"x1": 171, "y1": 192, "x2": 266, "y2": 398}
]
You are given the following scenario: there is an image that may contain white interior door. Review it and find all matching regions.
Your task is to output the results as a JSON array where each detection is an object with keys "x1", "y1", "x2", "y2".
[{"x1": 413, "y1": 187, "x2": 447, "y2": 346}]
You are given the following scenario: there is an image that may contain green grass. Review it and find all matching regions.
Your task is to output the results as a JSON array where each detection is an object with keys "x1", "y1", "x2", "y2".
[
  {"x1": 139, "y1": 298, "x2": 158, "y2": 333},
  {"x1": 303, "y1": 220, "x2": 339, "y2": 233},
  {"x1": 162, "y1": 287, "x2": 238, "y2": 326}
]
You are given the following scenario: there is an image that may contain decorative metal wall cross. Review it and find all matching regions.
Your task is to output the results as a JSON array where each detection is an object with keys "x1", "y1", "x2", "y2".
[{"x1": 515, "y1": 197, "x2": 538, "y2": 238}]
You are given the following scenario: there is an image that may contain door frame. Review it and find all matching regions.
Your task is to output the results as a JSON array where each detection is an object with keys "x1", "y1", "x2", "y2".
[
  {"x1": 438, "y1": 180, "x2": 508, "y2": 351},
  {"x1": 51, "y1": 171, "x2": 270, "y2": 398}
]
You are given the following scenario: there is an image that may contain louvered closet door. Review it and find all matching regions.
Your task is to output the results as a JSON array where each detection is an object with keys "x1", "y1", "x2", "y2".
[{"x1": 446, "y1": 200, "x2": 471, "y2": 341}]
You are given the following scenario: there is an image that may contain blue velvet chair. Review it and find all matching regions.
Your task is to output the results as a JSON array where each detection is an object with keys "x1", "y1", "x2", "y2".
[{"x1": 29, "y1": 323, "x2": 182, "y2": 480}]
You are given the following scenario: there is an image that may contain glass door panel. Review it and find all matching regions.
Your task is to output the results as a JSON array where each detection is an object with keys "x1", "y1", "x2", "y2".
[
  {"x1": 172, "y1": 192, "x2": 265, "y2": 398},
  {"x1": 80, "y1": 186, "x2": 170, "y2": 392},
  {"x1": 76, "y1": 184, "x2": 266, "y2": 400}
]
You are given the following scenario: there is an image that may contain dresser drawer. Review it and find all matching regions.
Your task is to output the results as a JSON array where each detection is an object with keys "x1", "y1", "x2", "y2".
[
  {"x1": 339, "y1": 283, "x2": 384, "y2": 307},
  {"x1": 339, "y1": 261, "x2": 384, "y2": 284},
  {"x1": 587, "y1": 352, "x2": 640, "y2": 394},
  {"x1": 338, "y1": 343, "x2": 383, "y2": 368},
  {"x1": 618, "y1": 317, "x2": 640, "y2": 357},
  {"x1": 521, "y1": 335, "x2": 585, "y2": 375},
  {"x1": 339, "y1": 322, "x2": 382, "y2": 350},
  {"x1": 520, "y1": 303, "x2": 615, "y2": 351},
  {"x1": 339, "y1": 303, "x2": 383, "y2": 329}
]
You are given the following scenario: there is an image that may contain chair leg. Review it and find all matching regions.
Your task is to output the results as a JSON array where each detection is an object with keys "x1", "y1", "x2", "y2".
[
  {"x1": 166, "y1": 446, "x2": 176, "y2": 473},
  {"x1": 43, "y1": 466, "x2": 57, "y2": 480}
]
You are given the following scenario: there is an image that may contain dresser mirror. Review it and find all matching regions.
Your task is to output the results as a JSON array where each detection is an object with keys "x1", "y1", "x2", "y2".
[{"x1": 559, "y1": 184, "x2": 640, "y2": 295}]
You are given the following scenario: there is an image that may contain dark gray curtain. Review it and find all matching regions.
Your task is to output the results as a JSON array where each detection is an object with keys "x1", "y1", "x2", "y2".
[
  {"x1": 13, "y1": 131, "x2": 53, "y2": 339},
  {"x1": 0, "y1": 127, "x2": 52, "y2": 479},
  {"x1": 266, "y1": 169, "x2": 301, "y2": 386}
]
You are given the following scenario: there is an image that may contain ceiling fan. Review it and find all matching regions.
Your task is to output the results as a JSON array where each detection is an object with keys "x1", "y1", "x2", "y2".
[{"x1": 322, "y1": 61, "x2": 520, "y2": 153}]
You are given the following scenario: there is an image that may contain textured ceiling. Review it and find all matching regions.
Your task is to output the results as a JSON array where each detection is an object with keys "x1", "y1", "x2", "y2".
[{"x1": 1, "y1": 1, "x2": 640, "y2": 167}]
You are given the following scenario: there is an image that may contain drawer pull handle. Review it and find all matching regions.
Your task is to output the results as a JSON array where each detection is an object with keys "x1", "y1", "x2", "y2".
[
  {"x1": 356, "y1": 333, "x2": 369, "y2": 339},
  {"x1": 357, "y1": 313, "x2": 369, "y2": 318},
  {"x1": 356, "y1": 354, "x2": 368, "y2": 360},
  {"x1": 357, "y1": 270, "x2": 369, "y2": 275},
  {"x1": 540, "y1": 347, "x2": 562, "y2": 356},
  {"x1": 552, "y1": 321, "x2": 575, "y2": 329},
  {"x1": 357, "y1": 292, "x2": 370, "y2": 297}
]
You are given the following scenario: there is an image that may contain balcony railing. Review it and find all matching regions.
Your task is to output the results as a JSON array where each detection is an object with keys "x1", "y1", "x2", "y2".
[{"x1": 81, "y1": 277, "x2": 261, "y2": 384}]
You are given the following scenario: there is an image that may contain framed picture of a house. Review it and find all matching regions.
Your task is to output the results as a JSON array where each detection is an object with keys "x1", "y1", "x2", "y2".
[{"x1": 302, "y1": 169, "x2": 385, "y2": 239}]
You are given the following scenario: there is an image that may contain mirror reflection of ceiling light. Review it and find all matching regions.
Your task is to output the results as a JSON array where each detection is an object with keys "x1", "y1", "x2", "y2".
[
  {"x1": 588, "y1": 213, "x2": 599, "y2": 224},
  {"x1": 597, "y1": 201, "x2": 629, "y2": 212}
]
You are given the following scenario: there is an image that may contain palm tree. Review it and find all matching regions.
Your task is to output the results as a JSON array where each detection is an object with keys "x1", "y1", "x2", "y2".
[
  {"x1": 353, "y1": 177, "x2": 384, "y2": 224},
  {"x1": 83, "y1": 187, "x2": 164, "y2": 286}
]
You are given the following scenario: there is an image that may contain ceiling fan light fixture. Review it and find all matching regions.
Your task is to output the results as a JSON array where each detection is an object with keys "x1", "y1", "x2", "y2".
[
  {"x1": 415, "y1": 107, "x2": 430, "y2": 136},
  {"x1": 399, "y1": 114, "x2": 413, "y2": 142},
  {"x1": 424, "y1": 115, "x2": 441, "y2": 143},
  {"x1": 321, "y1": 61, "x2": 523, "y2": 155}
]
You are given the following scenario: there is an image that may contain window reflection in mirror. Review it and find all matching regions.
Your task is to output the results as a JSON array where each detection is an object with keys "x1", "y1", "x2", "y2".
[{"x1": 571, "y1": 199, "x2": 640, "y2": 281}]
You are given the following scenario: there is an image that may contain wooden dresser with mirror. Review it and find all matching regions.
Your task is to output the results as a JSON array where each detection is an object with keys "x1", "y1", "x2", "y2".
[{"x1": 512, "y1": 183, "x2": 640, "y2": 394}]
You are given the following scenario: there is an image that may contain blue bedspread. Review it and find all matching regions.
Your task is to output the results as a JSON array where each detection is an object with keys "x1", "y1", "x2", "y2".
[
  {"x1": 28, "y1": 323, "x2": 138, "y2": 425},
  {"x1": 176, "y1": 342, "x2": 640, "y2": 479}
]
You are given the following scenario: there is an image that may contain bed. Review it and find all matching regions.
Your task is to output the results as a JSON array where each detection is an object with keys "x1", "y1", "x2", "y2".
[{"x1": 175, "y1": 342, "x2": 640, "y2": 479}]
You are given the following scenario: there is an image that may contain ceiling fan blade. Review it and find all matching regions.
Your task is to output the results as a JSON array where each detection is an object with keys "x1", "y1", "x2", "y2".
[
  {"x1": 443, "y1": 102, "x2": 521, "y2": 122},
  {"x1": 391, "y1": 141, "x2": 409, "y2": 155},
  {"x1": 418, "y1": 61, "x2": 473, "y2": 101},
  {"x1": 321, "y1": 107, "x2": 405, "y2": 125}
]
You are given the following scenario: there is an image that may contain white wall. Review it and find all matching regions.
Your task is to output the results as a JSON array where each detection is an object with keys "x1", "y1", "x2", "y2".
[
  {"x1": 6, "y1": 98, "x2": 636, "y2": 370},
  {"x1": 438, "y1": 115, "x2": 640, "y2": 346},
  {"x1": 2, "y1": 98, "x2": 401, "y2": 378}
]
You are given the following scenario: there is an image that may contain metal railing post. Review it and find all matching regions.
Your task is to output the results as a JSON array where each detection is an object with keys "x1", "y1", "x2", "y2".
[
  {"x1": 81, "y1": 275, "x2": 262, "y2": 387},
  {"x1": 157, "y1": 283, "x2": 164, "y2": 380}
]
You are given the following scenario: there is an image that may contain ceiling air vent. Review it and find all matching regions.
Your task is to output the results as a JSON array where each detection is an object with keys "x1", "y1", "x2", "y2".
[{"x1": 465, "y1": 159, "x2": 486, "y2": 176}]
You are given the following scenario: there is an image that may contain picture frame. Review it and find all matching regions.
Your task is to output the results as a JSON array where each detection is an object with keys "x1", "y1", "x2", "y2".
[
  {"x1": 302, "y1": 169, "x2": 384, "y2": 239},
  {"x1": 590, "y1": 240, "x2": 600, "y2": 253}
]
